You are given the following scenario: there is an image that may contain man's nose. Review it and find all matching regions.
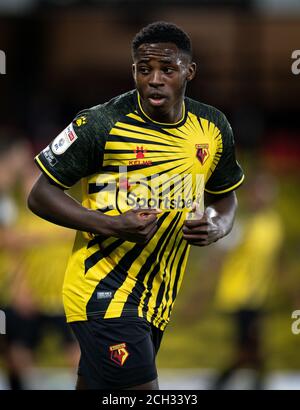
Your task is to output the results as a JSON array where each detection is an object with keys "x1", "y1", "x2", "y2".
[{"x1": 149, "y1": 70, "x2": 164, "y2": 87}]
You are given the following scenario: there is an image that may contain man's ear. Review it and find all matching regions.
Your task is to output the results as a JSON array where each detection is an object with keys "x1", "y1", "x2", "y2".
[{"x1": 187, "y1": 62, "x2": 196, "y2": 82}]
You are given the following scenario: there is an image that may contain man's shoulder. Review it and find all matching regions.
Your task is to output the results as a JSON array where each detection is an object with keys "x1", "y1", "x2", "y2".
[
  {"x1": 186, "y1": 97, "x2": 229, "y2": 130},
  {"x1": 78, "y1": 90, "x2": 136, "y2": 128}
]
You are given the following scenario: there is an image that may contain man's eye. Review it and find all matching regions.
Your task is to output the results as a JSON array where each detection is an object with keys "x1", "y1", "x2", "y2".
[
  {"x1": 139, "y1": 67, "x2": 150, "y2": 74},
  {"x1": 163, "y1": 67, "x2": 175, "y2": 74}
]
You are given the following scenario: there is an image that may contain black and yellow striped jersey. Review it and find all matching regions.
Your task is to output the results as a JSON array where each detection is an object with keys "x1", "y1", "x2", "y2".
[{"x1": 35, "y1": 90, "x2": 244, "y2": 330}]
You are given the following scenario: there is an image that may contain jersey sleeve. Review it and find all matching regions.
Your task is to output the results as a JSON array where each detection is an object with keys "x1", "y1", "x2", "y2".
[
  {"x1": 34, "y1": 110, "x2": 104, "y2": 189},
  {"x1": 205, "y1": 114, "x2": 244, "y2": 194}
]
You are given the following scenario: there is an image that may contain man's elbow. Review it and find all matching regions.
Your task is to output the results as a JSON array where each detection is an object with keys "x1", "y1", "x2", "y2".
[
  {"x1": 232, "y1": 191, "x2": 238, "y2": 210},
  {"x1": 27, "y1": 189, "x2": 39, "y2": 215},
  {"x1": 27, "y1": 178, "x2": 45, "y2": 216}
]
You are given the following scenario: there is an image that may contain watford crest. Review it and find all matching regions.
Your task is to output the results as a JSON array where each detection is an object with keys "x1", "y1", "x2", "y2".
[
  {"x1": 109, "y1": 343, "x2": 129, "y2": 366},
  {"x1": 195, "y1": 143, "x2": 209, "y2": 165}
]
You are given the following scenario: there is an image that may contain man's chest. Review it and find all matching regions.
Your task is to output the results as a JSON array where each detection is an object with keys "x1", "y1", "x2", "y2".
[
  {"x1": 102, "y1": 112, "x2": 222, "y2": 177},
  {"x1": 86, "y1": 113, "x2": 222, "y2": 213}
]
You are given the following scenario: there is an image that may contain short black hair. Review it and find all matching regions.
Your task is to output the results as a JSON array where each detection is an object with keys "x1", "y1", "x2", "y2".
[{"x1": 132, "y1": 21, "x2": 192, "y2": 59}]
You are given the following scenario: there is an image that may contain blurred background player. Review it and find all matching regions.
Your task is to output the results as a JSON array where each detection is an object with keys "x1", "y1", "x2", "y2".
[
  {"x1": 0, "y1": 132, "x2": 26, "y2": 359},
  {"x1": 212, "y1": 172, "x2": 284, "y2": 389},
  {"x1": 0, "y1": 132, "x2": 79, "y2": 389}
]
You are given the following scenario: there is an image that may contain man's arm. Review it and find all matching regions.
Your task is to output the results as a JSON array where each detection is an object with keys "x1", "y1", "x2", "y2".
[
  {"x1": 27, "y1": 173, "x2": 160, "y2": 244},
  {"x1": 182, "y1": 191, "x2": 238, "y2": 247}
]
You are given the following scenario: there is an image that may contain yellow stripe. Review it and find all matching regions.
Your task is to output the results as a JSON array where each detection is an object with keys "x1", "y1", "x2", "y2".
[
  {"x1": 152, "y1": 222, "x2": 183, "y2": 327},
  {"x1": 137, "y1": 92, "x2": 185, "y2": 126},
  {"x1": 63, "y1": 235, "x2": 135, "y2": 322},
  {"x1": 156, "y1": 239, "x2": 190, "y2": 328},
  {"x1": 104, "y1": 231, "x2": 162, "y2": 319},
  {"x1": 110, "y1": 122, "x2": 183, "y2": 145},
  {"x1": 138, "y1": 215, "x2": 179, "y2": 322},
  {"x1": 205, "y1": 174, "x2": 245, "y2": 194},
  {"x1": 35, "y1": 156, "x2": 70, "y2": 189},
  {"x1": 126, "y1": 113, "x2": 145, "y2": 122}
]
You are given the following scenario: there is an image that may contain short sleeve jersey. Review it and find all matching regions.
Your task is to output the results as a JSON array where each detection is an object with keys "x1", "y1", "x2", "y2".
[{"x1": 35, "y1": 90, "x2": 244, "y2": 330}]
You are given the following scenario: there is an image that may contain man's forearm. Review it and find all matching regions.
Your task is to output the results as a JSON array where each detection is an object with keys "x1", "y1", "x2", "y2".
[
  {"x1": 204, "y1": 191, "x2": 238, "y2": 238},
  {"x1": 28, "y1": 174, "x2": 114, "y2": 236}
]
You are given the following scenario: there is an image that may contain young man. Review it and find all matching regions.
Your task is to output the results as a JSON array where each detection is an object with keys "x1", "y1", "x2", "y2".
[{"x1": 28, "y1": 21, "x2": 244, "y2": 390}]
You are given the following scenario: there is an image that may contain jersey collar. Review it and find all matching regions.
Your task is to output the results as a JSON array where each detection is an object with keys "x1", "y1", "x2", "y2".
[{"x1": 136, "y1": 91, "x2": 187, "y2": 128}]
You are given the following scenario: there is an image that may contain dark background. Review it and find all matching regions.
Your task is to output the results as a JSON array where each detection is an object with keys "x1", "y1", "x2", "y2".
[{"x1": 0, "y1": 0, "x2": 300, "y2": 390}]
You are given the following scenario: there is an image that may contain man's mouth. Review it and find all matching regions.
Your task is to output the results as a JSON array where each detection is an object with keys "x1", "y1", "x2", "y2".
[{"x1": 148, "y1": 94, "x2": 167, "y2": 107}]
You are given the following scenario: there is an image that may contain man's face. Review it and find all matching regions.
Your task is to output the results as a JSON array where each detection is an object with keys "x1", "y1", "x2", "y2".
[{"x1": 132, "y1": 42, "x2": 196, "y2": 121}]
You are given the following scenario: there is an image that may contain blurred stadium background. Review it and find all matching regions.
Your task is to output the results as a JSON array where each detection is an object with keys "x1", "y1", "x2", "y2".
[{"x1": 0, "y1": 0, "x2": 300, "y2": 390}]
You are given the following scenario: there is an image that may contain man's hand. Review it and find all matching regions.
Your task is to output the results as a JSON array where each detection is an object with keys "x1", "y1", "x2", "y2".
[
  {"x1": 111, "y1": 208, "x2": 162, "y2": 244},
  {"x1": 182, "y1": 192, "x2": 238, "y2": 247},
  {"x1": 182, "y1": 211, "x2": 224, "y2": 247}
]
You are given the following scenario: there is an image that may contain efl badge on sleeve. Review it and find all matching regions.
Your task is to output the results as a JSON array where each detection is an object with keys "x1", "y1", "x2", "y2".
[
  {"x1": 195, "y1": 143, "x2": 209, "y2": 165},
  {"x1": 109, "y1": 343, "x2": 129, "y2": 366},
  {"x1": 51, "y1": 123, "x2": 78, "y2": 155}
]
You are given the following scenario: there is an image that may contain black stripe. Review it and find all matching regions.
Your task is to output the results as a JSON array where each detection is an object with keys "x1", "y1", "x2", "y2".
[
  {"x1": 86, "y1": 244, "x2": 145, "y2": 316},
  {"x1": 149, "y1": 164, "x2": 189, "y2": 179},
  {"x1": 102, "y1": 157, "x2": 188, "y2": 173},
  {"x1": 152, "y1": 225, "x2": 183, "y2": 322},
  {"x1": 155, "y1": 166, "x2": 193, "y2": 191},
  {"x1": 87, "y1": 235, "x2": 106, "y2": 249},
  {"x1": 88, "y1": 182, "x2": 116, "y2": 194},
  {"x1": 148, "y1": 219, "x2": 184, "y2": 323},
  {"x1": 96, "y1": 206, "x2": 114, "y2": 212},
  {"x1": 197, "y1": 116, "x2": 205, "y2": 134},
  {"x1": 85, "y1": 238, "x2": 125, "y2": 274},
  {"x1": 86, "y1": 212, "x2": 169, "y2": 316},
  {"x1": 116, "y1": 119, "x2": 187, "y2": 140},
  {"x1": 158, "y1": 166, "x2": 193, "y2": 196},
  {"x1": 186, "y1": 113, "x2": 199, "y2": 134},
  {"x1": 161, "y1": 179, "x2": 182, "y2": 197},
  {"x1": 105, "y1": 149, "x2": 140, "y2": 155},
  {"x1": 104, "y1": 149, "x2": 181, "y2": 155},
  {"x1": 166, "y1": 240, "x2": 189, "y2": 320},
  {"x1": 122, "y1": 115, "x2": 146, "y2": 127},
  {"x1": 122, "y1": 212, "x2": 181, "y2": 317},
  {"x1": 120, "y1": 212, "x2": 171, "y2": 313},
  {"x1": 158, "y1": 234, "x2": 185, "y2": 324},
  {"x1": 150, "y1": 127, "x2": 186, "y2": 140},
  {"x1": 184, "y1": 184, "x2": 193, "y2": 202},
  {"x1": 214, "y1": 131, "x2": 221, "y2": 140},
  {"x1": 141, "y1": 213, "x2": 182, "y2": 316},
  {"x1": 108, "y1": 133, "x2": 173, "y2": 147}
]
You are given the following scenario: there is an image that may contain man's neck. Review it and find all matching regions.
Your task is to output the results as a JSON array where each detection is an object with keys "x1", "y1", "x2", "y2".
[{"x1": 138, "y1": 95, "x2": 185, "y2": 125}]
